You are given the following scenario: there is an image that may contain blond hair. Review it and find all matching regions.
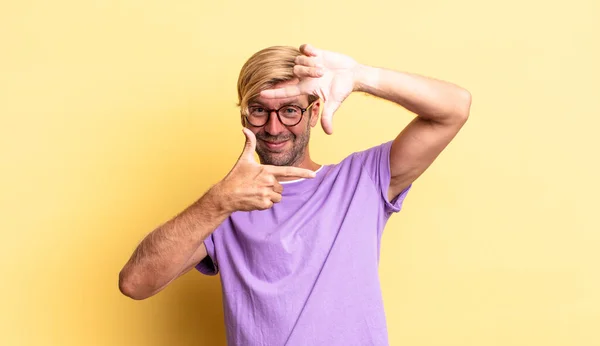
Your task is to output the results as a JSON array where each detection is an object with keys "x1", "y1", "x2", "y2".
[{"x1": 237, "y1": 46, "x2": 318, "y2": 121}]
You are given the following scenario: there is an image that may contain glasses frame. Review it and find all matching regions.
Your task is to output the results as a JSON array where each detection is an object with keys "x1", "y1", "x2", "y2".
[{"x1": 244, "y1": 100, "x2": 317, "y2": 128}]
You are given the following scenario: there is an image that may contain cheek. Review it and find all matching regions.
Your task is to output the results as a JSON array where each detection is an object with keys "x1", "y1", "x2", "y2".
[
  {"x1": 251, "y1": 129, "x2": 262, "y2": 138},
  {"x1": 289, "y1": 124, "x2": 308, "y2": 137},
  {"x1": 290, "y1": 126, "x2": 310, "y2": 142}
]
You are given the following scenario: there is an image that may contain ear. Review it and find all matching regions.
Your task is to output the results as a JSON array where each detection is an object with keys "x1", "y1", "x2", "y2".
[{"x1": 309, "y1": 100, "x2": 321, "y2": 128}]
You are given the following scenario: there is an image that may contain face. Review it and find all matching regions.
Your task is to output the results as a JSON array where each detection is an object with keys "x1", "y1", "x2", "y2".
[{"x1": 245, "y1": 80, "x2": 320, "y2": 167}]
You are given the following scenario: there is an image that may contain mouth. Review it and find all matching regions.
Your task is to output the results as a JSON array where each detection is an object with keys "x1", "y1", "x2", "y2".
[{"x1": 262, "y1": 139, "x2": 289, "y2": 151}]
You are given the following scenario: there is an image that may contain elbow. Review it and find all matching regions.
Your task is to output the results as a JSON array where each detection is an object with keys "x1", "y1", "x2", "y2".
[
  {"x1": 119, "y1": 269, "x2": 152, "y2": 301},
  {"x1": 432, "y1": 88, "x2": 471, "y2": 126},
  {"x1": 456, "y1": 88, "x2": 472, "y2": 123}
]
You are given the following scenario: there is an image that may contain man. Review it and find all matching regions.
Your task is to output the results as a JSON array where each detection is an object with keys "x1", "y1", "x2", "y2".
[{"x1": 119, "y1": 44, "x2": 471, "y2": 345}]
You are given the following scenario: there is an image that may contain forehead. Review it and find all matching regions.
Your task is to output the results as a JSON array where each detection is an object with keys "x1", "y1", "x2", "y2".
[{"x1": 250, "y1": 79, "x2": 309, "y2": 107}]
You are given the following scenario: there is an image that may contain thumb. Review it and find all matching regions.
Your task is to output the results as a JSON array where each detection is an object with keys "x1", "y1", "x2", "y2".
[
  {"x1": 320, "y1": 102, "x2": 338, "y2": 135},
  {"x1": 239, "y1": 127, "x2": 257, "y2": 161}
]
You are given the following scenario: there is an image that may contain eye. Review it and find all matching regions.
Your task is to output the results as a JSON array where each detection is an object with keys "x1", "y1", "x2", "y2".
[
  {"x1": 283, "y1": 106, "x2": 300, "y2": 114},
  {"x1": 249, "y1": 107, "x2": 266, "y2": 115}
]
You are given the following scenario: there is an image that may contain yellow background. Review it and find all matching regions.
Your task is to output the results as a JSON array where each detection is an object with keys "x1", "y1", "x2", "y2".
[{"x1": 1, "y1": 0, "x2": 599, "y2": 345}]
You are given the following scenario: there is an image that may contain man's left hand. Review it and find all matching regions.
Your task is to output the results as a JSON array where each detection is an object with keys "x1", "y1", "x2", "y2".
[{"x1": 260, "y1": 44, "x2": 360, "y2": 135}]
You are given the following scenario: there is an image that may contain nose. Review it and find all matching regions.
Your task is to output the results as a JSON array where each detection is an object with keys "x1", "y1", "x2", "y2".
[{"x1": 264, "y1": 110, "x2": 286, "y2": 135}]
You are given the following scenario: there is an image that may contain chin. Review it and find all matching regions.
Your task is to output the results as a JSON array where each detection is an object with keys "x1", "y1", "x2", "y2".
[
  {"x1": 266, "y1": 156, "x2": 291, "y2": 166},
  {"x1": 259, "y1": 152, "x2": 293, "y2": 166}
]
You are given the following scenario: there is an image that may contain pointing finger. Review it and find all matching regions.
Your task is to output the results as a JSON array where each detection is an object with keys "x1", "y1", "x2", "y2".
[{"x1": 264, "y1": 165, "x2": 316, "y2": 179}]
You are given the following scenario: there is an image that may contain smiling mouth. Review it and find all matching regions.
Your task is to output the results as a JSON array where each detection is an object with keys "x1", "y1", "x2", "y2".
[{"x1": 262, "y1": 139, "x2": 289, "y2": 150}]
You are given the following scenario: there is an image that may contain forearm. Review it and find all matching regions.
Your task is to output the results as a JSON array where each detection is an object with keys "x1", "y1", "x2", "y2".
[
  {"x1": 353, "y1": 65, "x2": 471, "y2": 124},
  {"x1": 119, "y1": 185, "x2": 230, "y2": 297}
]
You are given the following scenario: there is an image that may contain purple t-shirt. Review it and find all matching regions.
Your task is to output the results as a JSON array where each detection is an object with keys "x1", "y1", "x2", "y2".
[{"x1": 196, "y1": 140, "x2": 411, "y2": 345}]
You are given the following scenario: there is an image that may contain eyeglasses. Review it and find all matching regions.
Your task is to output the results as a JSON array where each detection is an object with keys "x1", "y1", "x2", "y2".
[{"x1": 245, "y1": 101, "x2": 317, "y2": 127}]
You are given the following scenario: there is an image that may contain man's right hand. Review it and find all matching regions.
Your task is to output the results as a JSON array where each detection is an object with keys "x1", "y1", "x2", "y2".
[{"x1": 215, "y1": 128, "x2": 316, "y2": 213}]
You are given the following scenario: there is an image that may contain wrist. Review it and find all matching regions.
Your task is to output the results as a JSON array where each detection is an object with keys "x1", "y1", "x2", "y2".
[
  {"x1": 204, "y1": 183, "x2": 235, "y2": 217},
  {"x1": 352, "y1": 64, "x2": 380, "y2": 93}
]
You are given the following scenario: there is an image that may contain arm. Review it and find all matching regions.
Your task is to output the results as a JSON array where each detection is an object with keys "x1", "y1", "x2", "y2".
[
  {"x1": 118, "y1": 189, "x2": 229, "y2": 300},
  {"x1": 260, "y1": 44, "x2": 471, "y2": 201},
  {"x1": 118, "y1": 129, "x2": 316, "y2": 300},
  {"x1": 353, "y1": 65, "x2": 472, "y2": 200}
]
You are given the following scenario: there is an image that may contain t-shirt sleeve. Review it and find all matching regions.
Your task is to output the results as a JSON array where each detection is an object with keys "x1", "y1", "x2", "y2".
[
  {"x1": 195, "y1": 233, "x2": 219, "y2": 275},
  {"x1": 357, "y1": 140, "x2": 411, "y2": 214}
]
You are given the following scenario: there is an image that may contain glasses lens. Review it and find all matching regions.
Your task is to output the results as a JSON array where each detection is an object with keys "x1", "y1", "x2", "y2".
[
  {"x1": 278, "y1": 105, "x2": 303, "y2": 126},
  {"x1": 247, "y1": 106, "x2": 268, "y2": 126}
]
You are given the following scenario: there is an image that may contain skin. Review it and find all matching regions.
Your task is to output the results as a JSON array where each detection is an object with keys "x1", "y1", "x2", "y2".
[
  {"x1": 260, "y1": 44, "x2": 472, "y2": 200},
  {"x1": 118, "y1": 113, "x2": 317, "y2": 300},
  {"x1": 118, "y1": 44, "x2": 471, "y2": 300},
  {"x1": 246, "y1": 79, "x2": 322, "y2": 174}
]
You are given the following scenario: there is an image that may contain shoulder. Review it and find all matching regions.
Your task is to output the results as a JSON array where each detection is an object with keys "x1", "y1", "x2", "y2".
[{"x1": 337, "y1": 140, "x2": 394, "y2": 169}]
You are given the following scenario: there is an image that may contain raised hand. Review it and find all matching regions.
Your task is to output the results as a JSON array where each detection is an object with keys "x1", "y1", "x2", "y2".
[
  {"x1": 260, "y1": 44, "x2": 360, "y2": 135},
  {"x1": 216, "y1": 128, "x2": 316, "y2": 212}
]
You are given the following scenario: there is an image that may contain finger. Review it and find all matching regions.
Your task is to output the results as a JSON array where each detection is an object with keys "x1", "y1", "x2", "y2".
[
  {"x1": 239, "y1": 128, "x2": 257, "y2": 161},
  {"x1": 321, "y1": 102, "x2": 339, "y2": 135},
  {"x1": 295, "y1": 56, "x2": 322, "y2": 68},
  {"x1": 299, "y1": 44, "x2": 320, "y2": 57},
  {"x1": 273, "y1": 181, "x2": 283, "y2": 194},
  {"x1": 260, "y1": 85, "x2": 303, "y2": 99},
  {"x1": 293, "y1": 65, "x2": 324, "y2": 78},
  {"x1": 259, "y1": 199, "x2": 274, "y2": 210},
  {"x1": 270, "y1": 191, "x2": 282, "y2": 204},
  {"x1": 260, "y1": 174, "x2": 277, "y2": 186},
  {"x1": 264, "y1": 165, "x2": 316, "y2": 179}
]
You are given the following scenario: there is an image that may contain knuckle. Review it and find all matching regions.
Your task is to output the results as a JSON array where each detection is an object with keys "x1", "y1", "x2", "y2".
[
  {"x1": 233, "y1": 187, "x2": 241, "y2": 196},
  {"x1": 261, "y1": 199, "x2": 272, "y2": 209}
]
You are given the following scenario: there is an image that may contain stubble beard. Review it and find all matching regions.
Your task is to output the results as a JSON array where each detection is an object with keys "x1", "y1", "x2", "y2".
[{"x1": 256, "y1": 122, "x2": 311, "y2": 167}]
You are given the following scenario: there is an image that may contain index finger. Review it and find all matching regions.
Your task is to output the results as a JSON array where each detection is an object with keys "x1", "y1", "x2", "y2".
[
  {"x1": 264, "y1": 165, "x2": 316, "y2": 179},
  {"x1": 260, "y1": 85, "x2": 302, "y2": 99}
]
